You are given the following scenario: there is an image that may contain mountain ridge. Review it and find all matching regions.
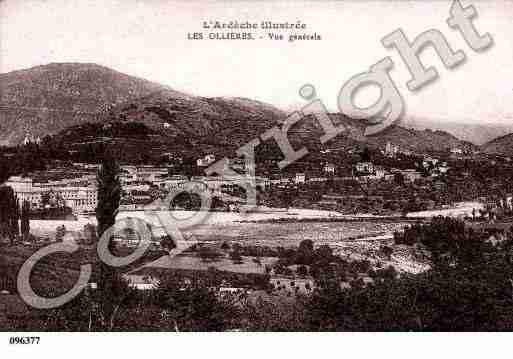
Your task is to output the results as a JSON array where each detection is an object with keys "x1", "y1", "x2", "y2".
[
  {"x1": 481, "y1": 133, "x2": 513, "y2": 155},
  {"x1": 0, "y1": 63, "x2": 493, "y2": 155},
  {"x1": 0, "y1": 62, "x2": 183, "y2": 145}
]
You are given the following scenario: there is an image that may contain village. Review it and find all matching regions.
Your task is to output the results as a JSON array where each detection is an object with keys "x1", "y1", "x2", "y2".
[
  {"x1": 2, "y1": 133, "x2": 513, "y2": 302},
  {"x1": 4, "y1": 134, "x2": 512, "y2": 219}
]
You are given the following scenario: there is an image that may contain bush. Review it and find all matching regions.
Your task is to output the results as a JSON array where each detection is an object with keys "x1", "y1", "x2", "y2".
[
  {"x1": 297, "y1": 265, "x2": 308, "y2": 277},
  {"x1": 229, "y1": 250, "x2": 243, "y2": 264},
  {"x1": 160, "y1": 235, "x2": 176, "y2": 251},
  {"x1": 381, "y1": 245, "x2": 394, "y2": 259},
  {"x1": 55, "y1": 225, "x2": 66, "y2": 242},
  {"x1": 198, "y1": 245, "x2": 222, "y2": 262}
]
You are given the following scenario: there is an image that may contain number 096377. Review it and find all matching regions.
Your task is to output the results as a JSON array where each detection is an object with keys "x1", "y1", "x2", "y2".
[{"x1": 9, "y1": 336, "x2": 40, "y2": 345}]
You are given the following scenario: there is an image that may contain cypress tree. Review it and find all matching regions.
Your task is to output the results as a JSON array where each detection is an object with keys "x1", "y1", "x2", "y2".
[
  {"x1": 10, "y1": 196, "x2": 20, "y2": 244},
  {"x1": 96, "y1": 155, "x2": 121, "y2": 239},
  {"x1": 21, "y1": 200, "x2": 30, "y2": 241},
  {"x1": 0, "y1": 187, "x2": 19, "y2": 245},
  {"x1": 95, "y1": 152, "x2": 123, "y2": 328}
]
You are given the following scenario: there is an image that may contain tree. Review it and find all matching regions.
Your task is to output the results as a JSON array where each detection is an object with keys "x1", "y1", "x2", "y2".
[
  {"x1": 0, "y1": 186, "x2": 20, "y2": 245},
  {"x1": 381, "y1": 245, "x2": 394, "y2": 260},
  {"x1": 394, "y1": 173, "x2": 405, "y2": 185},
  {"x1": 11, "y1": 197, "x2": 20, "y2": 243},
  {"x1": 198, "y1": 245, "x2": 222, "y2": 262},
  {"x1": 264, "y1": 264, "x2": 272, "y2": 274},
  {"x1": 299, "y1": 239, "x2": 314, "y2": 253},
  {"x1": 95, "y1": 153, "x2": 123, "y2": 329},
  {"x1": 156, "y1": 276, "x2": 239, "y2": 331},
  {"x1": 230, "y1": 249, "x2": 243, "y2": 264},
  {"x1": 314, "y1": 245, "x2": 334, "y2": 264},
  {"x1": 82, "y1": 223, "x2": 98, "y2": 245},
  {"x1": 20, "y1": 200, "x2": 30, "y2": 240},
  {"x1": 297, "y1": 239, "x2": 314, "y2": 265},
  {"x1": 96, "y1": 155, "x2": 121, "y2": 238},
  {"x1": 55, "y1": 225, "x2": 66, "y2": 242},
  {"x1": 160, "y1": 235, "x2": 176, "y2": 252},
  {"x1": 359, "y1": 146, "x2": 371, "y2": 162},
  {"x1": 297, "y1": 265, "x2": 308, "y2": 277},
  {"x1": 0, "y1": 159, "x2": 13, "y2": 184},
  {"x1": 41, "y1": 191, "x2": 50, "y2": 208},
  {"x1": 278, "y1": 189, "x2": 294, "y2": 210}
]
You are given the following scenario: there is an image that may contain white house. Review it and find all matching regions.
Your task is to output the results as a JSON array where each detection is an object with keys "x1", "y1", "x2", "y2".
[
  {"x1": 355, "y1": 162, "x2": 374, "y2": 174},
  {"x1": 124, "y1": 274, "x2": 160, "y2": 290},
  {"x1": 197, "y1": 154, "x2": 216, "y2": 167},
  {"x1": 294, "y1": 173, "x2": 306, "y2": 184},
  {"x1": 384, "y1": 142, "x2": 399, "y2": 157},
  {"x1": 323, "y1": 162, "x2": 336, "y2": 175}
]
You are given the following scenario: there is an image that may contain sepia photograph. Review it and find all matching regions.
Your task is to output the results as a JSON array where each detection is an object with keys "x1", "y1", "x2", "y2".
[{"x1": 1, "y1": 0, "x2": 513, "y2": 355}]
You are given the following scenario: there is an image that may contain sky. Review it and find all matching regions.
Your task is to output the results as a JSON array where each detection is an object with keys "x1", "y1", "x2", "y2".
[{"x1": 1, "y1": 0, "x2": 512, "y2": 126}]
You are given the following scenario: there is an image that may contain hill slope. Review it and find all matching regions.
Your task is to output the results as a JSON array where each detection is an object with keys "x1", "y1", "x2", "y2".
[
  {"x1": 482, "y1": 133, "x2": 513, "y2": 155},
  {"x1": 404, "y1": 117, "x2": 513, "y2": 146},
  {"x1": 105, "y1": 93, "x2": 285, "y2": 154},
  {"x1": 286, "y1": 113, "x2": 476, "y2": 154},
  {"x1": 0, "y1": 63, "x2": 187, "y2": 145},
  {"x1": 365, "y1": 125, "x2": 477, "y2": 153},
  {"x1": 1, "y1": 63, "x2": 475, "y2": 156}
]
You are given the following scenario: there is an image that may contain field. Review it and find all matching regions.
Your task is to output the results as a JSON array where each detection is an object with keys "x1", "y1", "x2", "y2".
[
  {"x1": 139, "y1": 254, "x2": 275, "y2": 275},
  {"x1": 0, "y1": 242, "x2": 166, "y2": 298},
  {"x1": 27, "y1": 208, "x2": 392, "y2": 238},
  {"x1": 406, "y1": 201, "x2": 483, "y2": 218},
  {"x1": 18, "y1": 207, "x2": 430, "y2": 288},
  {"x1": 187, "y1": 220, "x2": 409, "y2": 247},
  {"x1": 0, "y1": 244, "x2": 83, "y2": 296}
]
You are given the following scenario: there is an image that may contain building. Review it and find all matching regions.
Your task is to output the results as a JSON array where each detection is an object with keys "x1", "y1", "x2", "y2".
[
  {"x1": 4, "y1": 176, "x2": 98, "y2": 213},
  {"x1": 4, "y1": 176, "x2": 37, "y2": 205},
  {"x1": 397, "y1": 169, "x2": 423, "y2": 183},
  {"x1": 197, "y1": 154, "x2": 216, "y2": 167},
  {"x1": 433, "y1": 162, "x2": 449, "y2": 177},
  {"x1": 355, "y1": 162, "x2": 374, "y2": 175},
  {"x1": 433, "y1": 181, "x2": 447, "y2": 191},
  {"x1": 384, "y1": 173, "x2": 395, "y2": 181},
  {"x1": 270, "y1": 177, "x2": 291, "y2": 186},
  {"x1": 422, "y1": 157, "x2": 439, "y2": 168},
  {"x1": 188, "y1": 175, "x2": 269, "y2": 194},
  {"x1": 158, "y1": 175, "x2": 189, "y2": 190},
  {"x1": 308, "y1": 177, "x2": 328, "y2": 183},
  {"x1": 372, "y1": 166, "x2": 386, "y2": 180},
  {"x1": 229, "y1": 157, "x2": 247, "y2": 172},
  {"x1": 294, "y1": 173, "x2": 306, "y2": 184},
  {"x1": 120, "y1": 165, "x2": 168, "y2": 184},
  {"x1": 123, "y1": 274, "x2": 160, "y2": 290},
  {"x1": 21, "y1": 131, "x2": 41, "y2": 146},
  {"x1": 323, "y1": 162, "x2": 336, "y2": 175},
  {"x1": 384, "y1": 142, "x2": 399, "y2": 157}
]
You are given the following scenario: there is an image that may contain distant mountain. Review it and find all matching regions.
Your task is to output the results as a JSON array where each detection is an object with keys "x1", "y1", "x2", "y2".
[
  {"x1": 0, "y1": 63, "x2": 287, "y2": 149},
  {"x1": 1, "y1": 63, "x2": 475, "y2": 156},
  {"x1": 481, "y1": 133, "x2": 513, "y2": 155},
  {"x1": 101, "y1": 95, "x2": 285, "y2": 158},
  {"x1": 403, "y1": 117, "x2": 513, "y2": 145},
  {"x1": 0, "y1": 63, "x2": 187, "y2": 145},
  {"x1": 364, "y1": 125, "x2": 477, "y2": 153},
  {"x1": 287, "y1": 113, "x2": 475, "y2": 154}
]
